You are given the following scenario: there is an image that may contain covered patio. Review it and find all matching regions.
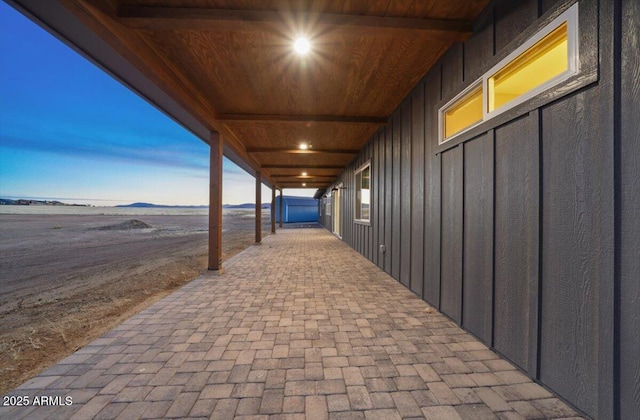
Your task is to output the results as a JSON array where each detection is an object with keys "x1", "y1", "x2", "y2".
[
  {"x1": 7, "y1": 0, "x2": 639, "y2": 418},
  {"x1": 0, "y1": 228, "x2": 580, "y2": 419},
  {"x1": 6, "y1": 0, "x2": 488, "y2": 271}
]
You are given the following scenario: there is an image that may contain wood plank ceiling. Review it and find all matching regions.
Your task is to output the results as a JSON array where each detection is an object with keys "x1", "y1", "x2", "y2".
[{"x1": 58, "y1": 0, "x2": 489, "y2": 190}]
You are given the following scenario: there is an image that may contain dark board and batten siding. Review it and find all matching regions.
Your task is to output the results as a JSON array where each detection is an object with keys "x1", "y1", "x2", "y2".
[
  {"x1": 439, "y1": 146, "x2": 463, "y2": 324},
  {"x1": 410, "y1": 89, "x2": 425, "y2": 298},
  {"x1": 494, "y1": 115, "x2": 538, "y2": 374},
  {"x1": 619, "y1": 0, "x2": 640, "y2": 418},
  {"x1": 423, "y1": 74, "x2": 442, "y2": 308},
  {"x1": 540, "y1": 88, "x2": 603, "y2": 416},
  {"x1": 462, "y1": 133, "x2": 493, "y2": 345},
  {"x1": 400, "y1": 100, "x2": 412, "y2": 290},
  {"x1": 391, "y1": 112, "x2": 401, "y2": 282},
  {"x1": 322, "y1": 0, "x2": 639, "y2": 418}
]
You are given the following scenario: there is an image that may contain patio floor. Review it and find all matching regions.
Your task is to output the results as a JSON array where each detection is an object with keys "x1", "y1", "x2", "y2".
[{"x1": 1, "y1": 228, "x2": 583, "y2": 419}]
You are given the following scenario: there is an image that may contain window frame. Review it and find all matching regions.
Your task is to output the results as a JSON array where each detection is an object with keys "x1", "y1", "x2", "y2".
[
  {"x1": 354, "y1": 161, "x2": 371, "y2": 225},
  {"x1": 438, "y1": 3, "x2": 579, "y2": 145},
  {"x1": 438, "y1": 80, "x2": 483, "y2": 145},
  {"x1": 483, "y1": 3, "x2": 579, "y2": 120}
]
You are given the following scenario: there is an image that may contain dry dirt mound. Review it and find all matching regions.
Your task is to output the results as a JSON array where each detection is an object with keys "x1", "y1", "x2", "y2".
[{"x1": 96, "y1": 219, "x2": 152, "y2": 230}]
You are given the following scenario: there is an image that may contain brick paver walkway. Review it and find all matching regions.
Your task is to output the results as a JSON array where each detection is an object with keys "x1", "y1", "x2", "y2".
[{"x1": 1, "y1": 229, "x2": 583, "y2": 419}]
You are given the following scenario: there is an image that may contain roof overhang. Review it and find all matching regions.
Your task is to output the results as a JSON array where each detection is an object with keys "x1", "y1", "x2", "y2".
[{"x1": 7, "y1": 0, "x2": 490, "y2": 190}]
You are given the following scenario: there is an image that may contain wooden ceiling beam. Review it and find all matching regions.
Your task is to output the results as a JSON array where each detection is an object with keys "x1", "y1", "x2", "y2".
[
  {"x1": 277, "y1": 181, "x2": 331, "y2": 188},
  {"x1": 270, "y1": 172, "x2": 339, "y2": 176},
  {"x1": 278, "y1": 181, "x2": 331, "y2": 183},
  {"x1": 117, "y1": 6, "x2": 472, "y2": 35},
  {"x1": 262, "y1": 165, "x2": 345, "y2": 169},
  {"x1": 272, "y1": 175, "x2": 337, "y2": 180},
  {"x1": 247, "y1": 148, "x2": 359, "y2": 155},
  {"x1": 219, "y1": 114, "x2": 387, "y2": 124}
]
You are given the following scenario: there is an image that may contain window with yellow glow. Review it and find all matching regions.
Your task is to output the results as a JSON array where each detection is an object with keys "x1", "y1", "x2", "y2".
[
  {"x1": 488, "y1": 23, "x2": 569, "y2": 112},
  {"x1": 437, "y1": 3, "x2": 578, "y2": 145},
  {"x1": 444, "y1": 85, "x2": 483, "y2": 140}
]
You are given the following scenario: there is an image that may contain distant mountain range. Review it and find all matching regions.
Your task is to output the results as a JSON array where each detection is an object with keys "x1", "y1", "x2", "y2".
[
  {"x1": 116, "y1": 202, "x2": 270, "y2": 209},
  {"x1": 0, "y1": 198, "x2": 89, "y2": 206},
  {"x1": 115, "y1": 202, "x2": 208, "y2": 209},
  {"x1": 1, "y1": 198, "x2": 270, "y2": 209}
]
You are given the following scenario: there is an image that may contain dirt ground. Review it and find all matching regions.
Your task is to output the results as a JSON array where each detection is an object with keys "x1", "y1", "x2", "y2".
[{"x1": 0, "y1": 210, "x2": 272, "y2": 394}]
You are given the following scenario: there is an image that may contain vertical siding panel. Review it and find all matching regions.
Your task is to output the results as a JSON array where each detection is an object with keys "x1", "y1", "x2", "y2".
[
  {"x1": 424, "y1": 73, "x2": 442, "y2": 307},
  {"x1": 494, "y1": 0, "x2": 538, "y2": 55},
  {"x1": 362, "y1": 145, "x2": 369, "y2": 258},
  {"x1": 377, "y1": 131, "x2": 386, "y2": 270},
  {"x1": 352, "y1": 165, "x2": 356, "y2": 246},
  {"x1": 353, "y1": 156, "x2": 358, "y2": 249},
  {"x1": 345, "y1": 169, "x2": 350, "y2": 243},
  {"x1": 350, "y1": 164, "x2": 354, "y2": 244},
  {"x1": 400, "y1": 100, "x2": 412, "y2": 288},
  {"x1": 362, "y1": 142, "x2": 366, "y2": 257},
  {"x1": 384, "y1": 122, "x2": 393, "y2": 274},
  {"x1": 358, "y1": 148, "x2": 363, "y2": 254},
  {"x1": 347, "y1": 165, "x2": 351, "y2": 243},
  {"x1": 464, "y1": 6, "x2": 494, "y2": 82},
  {"x1": 364, "y1": 227, "x2": 368, "y2": 261},
  {"x1": 348, "y1": 162, "x2": 358, "y2": 244},
  {"x1": 527, "y1": 111, "x2": 541, "y2": 379},
  {"x1": 620, "y1": 0, "x2": 640, "y2": 417},
  {"x1": 540, "y1": 88, "x2": 601, "y2": 419},
  {"x1": 597, "y1": 2, "x2": 615, "y2": 417},
  {"x1": 368, "y1": 227, "x2": 372, "y2": 262},
  {"x1": 440, "y1": 145, "x2": 463, "y2": 323},
  {"x1": 372, "y1": 133, "x2": 379, "y2": 267},
  {"x1": 392, "y1": 113, "x2": 402, "y2": 281},
  {"x1": 352, "y1": 166, "x2": 362, "y2": 246},
  {"x1": 541, "y1": 0, "x2": 563, "y2": 15},
  {"x1": 462, "y1": 133, "x2": 494, "y2": 343},
  {"x1": 352, "y1": 168, "x2": 356, "y2": 248},
  {"x1": 411, "y1": 84, "x2": 425, "y2": 297},
  {"x1": 363, "y1": 144, "x2": 367, "y2": 260},
  {"x1": 338, "y1": 174, "x2": 342, "y2": 238},
  {"x1": 367, "y1": 141, "x2": 373, "y2": 261},
  {"x1": 346, "y1": 164, "x2": 350, "y2": 243},
  {"x1": 441, "y1": 43, "x2": 464, "y2": 101},
  {"x1": 494, "y1": 115, "x2": 536, "y2": 372}
]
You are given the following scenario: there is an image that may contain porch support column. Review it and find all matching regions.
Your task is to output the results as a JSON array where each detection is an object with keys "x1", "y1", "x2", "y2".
[
  {"x1": 279, "y1": 189, "x2": 284, "y2": 228},
  {"x1": 255, "y1": 171, "x2": 262, "y2": 244},
  {"x1": 208, "y1": 132, "x2": 223, "y2": 271},
  {"x1": 271, "y1": 187, "x2": 276, "y2": 233}
]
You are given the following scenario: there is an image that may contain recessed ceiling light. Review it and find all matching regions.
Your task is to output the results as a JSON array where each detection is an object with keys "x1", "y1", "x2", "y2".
[
  {"x1": 301, "y1": 172, "x2": 307, "y2": 176},
  {"x1": 299, "y1": 143, "x2": 309, "y2": 150},
  {"x1": 294, "y1": 37, "x2": 311, "y2": 55},
  {"x1": 302, "y1": 183, "x2": 307, "y2": 187}
]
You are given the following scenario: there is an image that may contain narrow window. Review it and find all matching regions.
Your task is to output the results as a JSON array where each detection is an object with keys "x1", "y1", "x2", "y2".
[
  {"x1": 437, "y1": 3, "x2": 578, "y2": 145},
  {"x1": 355, "y1": 162, "x2": 370, "y2": 223},
  {"x1": 442, "y1": 83, "x2": 483, "y2": 142},
  {"x1": 488, "y1": 22, "x2": 570, "y2": 112}
]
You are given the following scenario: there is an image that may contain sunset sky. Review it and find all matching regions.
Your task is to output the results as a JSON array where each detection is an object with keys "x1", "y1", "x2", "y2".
[{"x1": 0, "y1": 3, "x2": 316, "y2": 205}]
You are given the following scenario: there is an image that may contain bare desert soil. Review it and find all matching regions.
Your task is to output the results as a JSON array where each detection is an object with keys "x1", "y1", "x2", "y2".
[{"x1": 0, "y1": 210, "x2": 272, "y2": 394}]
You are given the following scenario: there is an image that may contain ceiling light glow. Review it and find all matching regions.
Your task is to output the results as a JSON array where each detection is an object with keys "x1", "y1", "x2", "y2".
[
  {"x1": 302, "y1": 172, "x2": 307, "y2": 176},
  {"x1": 299, "y1": 143, "x2": 309, "y2": 150},
  {"x1": 302, "y1": 183, "x2": 307, "y2": 187},
  {"x1": 294, "y1": 37, "x2": 311, "y2": 55}
]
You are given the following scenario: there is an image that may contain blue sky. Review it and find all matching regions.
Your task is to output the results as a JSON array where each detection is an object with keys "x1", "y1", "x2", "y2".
[{"x1": 0, "y1": 3, "x2": 315, "y2": 205}]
